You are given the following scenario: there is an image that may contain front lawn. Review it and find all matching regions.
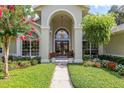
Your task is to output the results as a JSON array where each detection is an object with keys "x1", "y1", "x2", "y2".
[
  {"x1": 68, "y1": 64, "x2": 124, "y2": 88},
  {"x1": 0, "y1": 64, "x2": 55, "y2": 88}
]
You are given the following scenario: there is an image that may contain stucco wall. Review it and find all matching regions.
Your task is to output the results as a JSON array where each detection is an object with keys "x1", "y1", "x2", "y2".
[
  {"x1": 41, "y1": 5, "x2": 82, "y2": 27},
  {"x1": 103, "y1": 32, "x2": 124, "y2": 56},
  {"x1": 9, "y1": 37, "x2": 16, "y2": 55}
]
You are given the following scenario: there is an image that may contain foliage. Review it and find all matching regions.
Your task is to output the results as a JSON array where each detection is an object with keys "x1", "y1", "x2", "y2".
[
  {"x1": 9, "y1": 56, "x2": 31, "y2": 61},
  {"x1": 8, "y1": 56, "x2": 41, "y2": 62},
  {"x1": 83, "y1": 55, "x2": 91, "y2": 61},
  {"x1": 107, "y1": 61, "x2": 117, "y2": 71},
  {"x1": 83, "y1": 61, "x2": 101, "y2": 68},
  {"x1": 0, "y1": 5, "x2": 35, "y2": 40},
  {"x1": 115, "y1": 64, "x2": 124, "y2": 76},
  {"x1": 118, "y1": 67, "x2": 124, "y2": 76},
  {"x1": 0, "y1": 64, "x2": 55, "y2": 88},
  {"x1": 83, "y1": 61, "x2": 95, "y2": 67},
  {"x1": 82, "y1": 14, "x2": 116, "y2": 45},
  {"x1": 17, "y1": 61, "x2": 31, "y2": 68},
  {"x1": 0, "y1": 60, "x2": 3, "y2": 72},
  {"x1": 99, "y1": 55, "x2": 124, "y2": 65},
  {"x1": 0, "y1": 59, "x2": 40, "y2": 71},
  {"x1": 0, "y1": 5, "x2": 36, "y2": 78},
  {"x1": 108, "y1": 5, "x2": 124, "y2": 25},
  {"x1": 115, "y1": 64, "x2": 124, "y2": 72},
  {"x1": 33, "y1": 57, "x2": 41, "y2": 64},
  {"x1": 30, "y1": 59, "x2": 38, "y2": 66},
  {"x1": 93, "y1": 62, "x2": 101, "y2": 68},
  {"x1": 68, "y1": 64, "x2": 124, "y2": 88},
  {"x1": 100, "y1": 60, "x2": 109, "y2": 68},
  {"x1": 92, "y1": 58, "x2": 100, "y2": 62}
]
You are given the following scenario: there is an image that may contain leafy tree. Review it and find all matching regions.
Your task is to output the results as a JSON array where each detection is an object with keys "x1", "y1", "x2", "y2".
[
  {"x1": 108, "y1": 5, "x2": 124, "y2": 25},
  {"x1": 81, "y1": 13, "x2": 116, "y2": 47},
  {"x1": 0, "y1": 5, "x2": 36, "y2": 79}
]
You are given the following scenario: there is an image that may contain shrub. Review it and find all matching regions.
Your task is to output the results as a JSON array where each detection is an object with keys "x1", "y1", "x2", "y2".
[
  {"x1": 100, "y1": 60, "x2": 109, "y2": 68},
  {"x1": 32, "y1": 57, "x2": 41, "y2": 64},
  {"x1": 17, "y1": 61, "x2": 31, "y2": 68},
  {"x1": 8, "y1": 56, "x2": 31, "y2": 61},
  {"x1": 30, "y1": 59, "x2": 38, "y2": 66},
  {"x1": 99, "y1": 55, "x2": 124, "y2": 65},
  {"x1": 0, "y1": 60, "x2": 3, "y2": 72},
  {"x1": 107, "y1": 61, "x2": 117, "y2": 71},
  {"x1": 93, "y1": 62, "x2": 101, "y2": 68},
  {"x1": 118, "y1": 67, "x2": 124, "y2": 76},
  {"x1": 92, "y1": 58, "x2": 100, "y2": 62},
  {"x1": 83, "y1": 61, "x2": 96, "y2": 67},
  {"x1": 115, "y1": 64, "x2": 124, "y2": 72},
  {"x1": 83, "y1": 55, "x2": 91, "y2": 61}
]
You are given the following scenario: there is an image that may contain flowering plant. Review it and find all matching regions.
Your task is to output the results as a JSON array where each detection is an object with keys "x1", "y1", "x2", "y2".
[{"x1": 0, "y1": 5, "x2": 36, "y2": 79}]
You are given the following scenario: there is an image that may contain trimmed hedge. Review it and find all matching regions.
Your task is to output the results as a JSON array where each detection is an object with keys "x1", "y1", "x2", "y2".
[
  {"x1": 99, "y1": 55, "x2": 124, "y2": 65},
  {"x1": 83, "y1": 55, "x2": 91, "y2": 61},
  {"x1": 8, "y1": 56, "x2": 40, "y2": 61},
  {"x1": 0, "y1": 56, "x2": 41, "y2": 72}
]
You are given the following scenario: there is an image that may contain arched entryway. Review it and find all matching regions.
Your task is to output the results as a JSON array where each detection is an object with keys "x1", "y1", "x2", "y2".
[
  {"x1": 49, "y1": 10, "x2": 74, "y2": 57},
  {"x1": 41, "y1": 7, "x2": 82, "y2": 63}
]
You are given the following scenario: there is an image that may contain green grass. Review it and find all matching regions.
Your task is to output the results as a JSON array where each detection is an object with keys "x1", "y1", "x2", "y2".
[
  {"x1": 0, "y1": 64, "x2": 55, "y2": 88},
  {"x1": 68, "y1": 64, "x2": 124, "y2": 88}
]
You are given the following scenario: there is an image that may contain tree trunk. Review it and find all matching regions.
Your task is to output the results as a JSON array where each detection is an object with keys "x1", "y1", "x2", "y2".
[{"x1": 3, "y1": 37, "x2": 10, "y2": 79}]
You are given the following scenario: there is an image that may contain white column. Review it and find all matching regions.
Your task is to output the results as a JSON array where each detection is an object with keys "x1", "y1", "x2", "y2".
[
  {"x1": 99, "y1": 44, "x2": 104, "y2": 55},
  {"x1": 72, "y1": 28, "x2": 74, "y2": 51},
  {"x1": 41, "y1": 26, "x2": 50, "y2": 62},
  {"x1": 74, "y1": 27, "x2": 83, "y2": 63},
  {"x1": 16, "y1": 38, "x2": 22, "y2": 56},
  {"x1": 49, "y1": 31, "x2": 52, "y2": 52}
]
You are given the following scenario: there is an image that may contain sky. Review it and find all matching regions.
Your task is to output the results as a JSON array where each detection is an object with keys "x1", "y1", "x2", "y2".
[{"x1": 89, "y1": 6, "x2": 111, "y2": 14}]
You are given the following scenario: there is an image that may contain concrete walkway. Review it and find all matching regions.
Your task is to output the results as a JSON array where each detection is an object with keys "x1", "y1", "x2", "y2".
[{"x1": 50, "y1": 63, "x2": 73, "y2": 88}]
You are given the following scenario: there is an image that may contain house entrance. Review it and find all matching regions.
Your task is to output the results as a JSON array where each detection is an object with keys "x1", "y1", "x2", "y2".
[
  {"x1": 55, "y1": 41, "x2": 69, "y2": 56},
  {"x1": 55, "y1": 29, "x2": 69, "y2": 56}
]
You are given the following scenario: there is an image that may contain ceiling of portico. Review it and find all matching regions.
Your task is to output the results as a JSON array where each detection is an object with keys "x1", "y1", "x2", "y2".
[{"x1": 50, "y1": 11, "x2": 73, "y2": 33}]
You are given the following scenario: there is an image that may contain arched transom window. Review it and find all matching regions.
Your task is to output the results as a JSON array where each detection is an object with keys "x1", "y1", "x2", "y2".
[
  {"x1": 22, "y1": 32, "x2": 39, "y2": 56},
  {"x1": 55, "y1": 29, "x2": 69, "y2": 40}
]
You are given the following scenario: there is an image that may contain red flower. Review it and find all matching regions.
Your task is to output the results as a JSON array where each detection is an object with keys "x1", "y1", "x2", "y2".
[
  {"x1": 28, "y1": 32, "x2": 32, "y2": 36},
  {"x1": 22, "y1": 18, "x2": 26, "y2": 22},
  {"x1": 0, "y1": 9, "x2": 2, "y2": 18},
  {"x1": 9, "y1": 5, "x2": 14, "y2": 12},
  {"x1": 31, "y1": 27, "x2": 36, "y2": 32},
  {"x1": 107, "y1": 61, "x2": 117, "y2": 71},
  {"x1": 31, "y1": 19, "x2": 36, "y2": 22},
  {"x1": 20, "y1": 36, "x2": 27, "y2": 40}
]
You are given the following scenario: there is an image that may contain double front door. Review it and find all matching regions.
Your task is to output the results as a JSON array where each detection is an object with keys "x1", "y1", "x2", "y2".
[{"x1": 55, "y1": 40, "x2": 69, "y2": 56}]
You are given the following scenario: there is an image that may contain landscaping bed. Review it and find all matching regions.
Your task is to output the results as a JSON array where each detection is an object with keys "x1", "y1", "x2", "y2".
[
  {"x1": 68, "y1": 64, "x2": 124, "y2": 88},
  {"x1": 0, "y1": 56, "x2": 41, "y2": 72},
  {"x1": 68, "y1": 55, "x2": 124, "y2": 88},
  {"x1": 0, "y1": 64, "x2": 55, "y2": 88}
]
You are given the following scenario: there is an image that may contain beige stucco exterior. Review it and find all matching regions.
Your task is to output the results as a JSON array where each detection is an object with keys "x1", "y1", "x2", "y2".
[
  {"x1": 8, "y1": 5, "x2": 83, "y2": 63},
  {"x1": 103, "y1": 31, "x2": 124, "y2": 57},
  {"x1": 40, "y1": 5, "x2": 83, "y2": 62},
  {"x1": 9, "y1": 37, "x2": 16, "y2": 55},
  {"x1": 2, "y1": 5, "x2": 124, "y2": 62}
]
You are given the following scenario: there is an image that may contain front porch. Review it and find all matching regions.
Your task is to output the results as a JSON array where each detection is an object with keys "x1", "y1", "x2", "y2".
[
  {"x1": 41, "y1": 9, "x2": 83, "y2": 63},
  {"x1": 50, "y1": 55, "x2": 74, "y2": 63}
]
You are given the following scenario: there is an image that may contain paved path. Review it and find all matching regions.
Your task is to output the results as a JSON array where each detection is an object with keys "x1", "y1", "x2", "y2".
[{"x1": 50, "y1": 63, "x2": 73, "y2": 88}]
